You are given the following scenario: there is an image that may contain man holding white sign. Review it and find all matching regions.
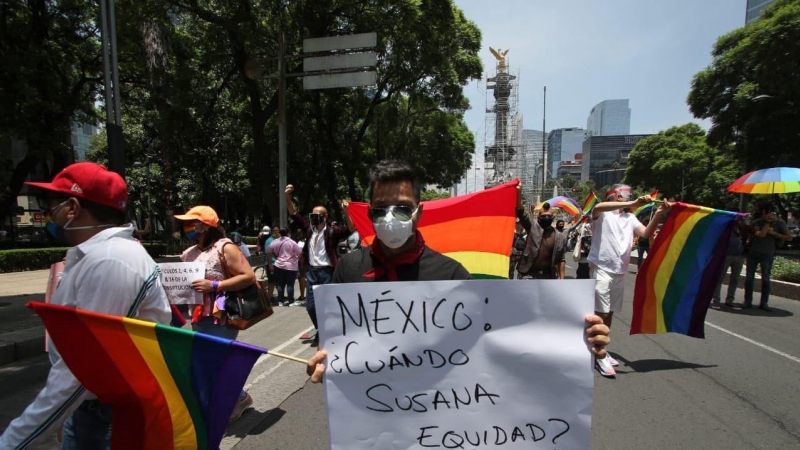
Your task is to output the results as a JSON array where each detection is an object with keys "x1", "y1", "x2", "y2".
[{"x1": 304, "y1": 160, "x2": 609, "y2": 449}]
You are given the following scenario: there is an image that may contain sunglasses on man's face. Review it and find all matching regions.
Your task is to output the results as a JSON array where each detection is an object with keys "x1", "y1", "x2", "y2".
[{"x1": 370, "y1": 205, "x2": 417, "y2": 222}]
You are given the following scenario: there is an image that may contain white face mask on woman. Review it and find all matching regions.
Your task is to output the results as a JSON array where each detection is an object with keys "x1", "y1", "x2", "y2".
[{"x1": 372, "y1": 208, "x2": 417, "y2": 249}]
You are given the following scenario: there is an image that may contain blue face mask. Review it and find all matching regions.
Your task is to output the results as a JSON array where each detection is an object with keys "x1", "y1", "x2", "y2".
[
  {"x1": 45, "y1": 200, "x2": 116, "y2": 241},
  {"x1": 45, "y1": 201, "x2": 70, "y2": 241}
]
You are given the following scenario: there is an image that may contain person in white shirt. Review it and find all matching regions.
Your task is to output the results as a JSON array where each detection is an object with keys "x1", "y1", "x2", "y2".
[
  {"x1": 0, "y1": 162, "x2": 171, "y2": 450},
  {"x1": 588, "y1": 184, "x2": 670, "y2": 378}
]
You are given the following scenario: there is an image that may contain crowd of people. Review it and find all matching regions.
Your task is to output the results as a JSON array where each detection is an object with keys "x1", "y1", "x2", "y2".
[{"x1": 4, "y1": 157, "x2": 792, "y2": 449}]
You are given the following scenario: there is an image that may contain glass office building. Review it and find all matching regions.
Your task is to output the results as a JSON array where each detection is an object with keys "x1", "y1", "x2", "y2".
[
  {"x1": 547, "y1": 127, "x2": 585, "y2": 179},
  {"x1": 746, "y1": 0, "x2": 774, "y2": 24},
  {"x1": 71, "y1": 122, "x2": 99, "y2": 161},
  {"x1": 581, "y1": 134, "x2": 651, "y2": 186},
  {"x1": 586, "y1": 100, "x2": 631, "y2": 137}
]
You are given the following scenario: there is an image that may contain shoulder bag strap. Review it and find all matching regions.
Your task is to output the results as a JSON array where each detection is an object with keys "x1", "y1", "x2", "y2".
[{"x1": 125, "y1": 266, "x2": 161, "y2": 318}]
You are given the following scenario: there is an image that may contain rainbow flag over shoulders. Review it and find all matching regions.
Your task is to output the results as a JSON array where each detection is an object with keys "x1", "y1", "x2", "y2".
[
  {"x1": 581, "y1": 192, "x2": 598, "y2": 215},
  {"x1": 29, "y1": 302, "x2": 265, "y2": 450},
  {"x1": 630, "y1": 203, "x2": 742, "y2": 338},
  {"x1": 348, "y1": 180, "x2": 518, "y2": 279}
]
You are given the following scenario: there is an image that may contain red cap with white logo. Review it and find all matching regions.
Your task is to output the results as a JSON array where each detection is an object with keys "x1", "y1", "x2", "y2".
[{"x1": 25, "y1": 162, "x2": 128, "y2": 211}]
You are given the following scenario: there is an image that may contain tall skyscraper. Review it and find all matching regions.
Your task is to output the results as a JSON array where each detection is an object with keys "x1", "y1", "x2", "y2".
[
  {"x1": 547, "y1": 127, "x2": 585, "y2": 179},
  {"x1": 586, "y1": 100, "x2": 631, "y2": 137},
  {"x1": 746, "y1": 0, "x2": 775, "y2": 24}
]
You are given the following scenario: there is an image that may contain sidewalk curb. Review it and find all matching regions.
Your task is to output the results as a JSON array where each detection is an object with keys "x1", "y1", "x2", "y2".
[
  {"x1": 632, "y1": 256, "x2": 800, "y2": 300},
  {"x1": 0, "y1": 327, "x2": 45, "y2": 366}
]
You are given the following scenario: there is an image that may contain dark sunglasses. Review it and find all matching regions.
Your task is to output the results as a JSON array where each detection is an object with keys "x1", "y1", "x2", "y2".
[{"x1": 370, "y1": 205, "x2": 417, "y2": 222}]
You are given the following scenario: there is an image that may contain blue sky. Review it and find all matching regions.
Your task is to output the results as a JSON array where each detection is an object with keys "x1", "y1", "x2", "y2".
[{"x1": 452, "y1": 0, "x2": 748, "y2": 191}]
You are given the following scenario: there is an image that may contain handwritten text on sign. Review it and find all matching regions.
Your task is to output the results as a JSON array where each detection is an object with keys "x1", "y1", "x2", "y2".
[
  {"x1": 315, "y1": 280, "x2": 595, "y2": 450},
  {"x1": 158, "y1": 262, "x2": 205, "y2": 304}
]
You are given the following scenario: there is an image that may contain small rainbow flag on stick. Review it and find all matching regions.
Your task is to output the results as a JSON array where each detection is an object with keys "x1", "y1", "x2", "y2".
[
  {"x1": 581, "y1": 192, "x2": 598, "y2": 215},
  {"x1": 28, "y1": 302, "x2": 266, "y2": 450},
  {"x1": 348, "y1": 180, "x2": 518, "y2": 279},
  {"x1": 630, "y1": 203, "x2": 742, "y2": 338}
]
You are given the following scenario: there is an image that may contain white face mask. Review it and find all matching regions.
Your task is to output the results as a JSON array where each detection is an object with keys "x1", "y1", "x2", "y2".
[{"x1": 373, "y1": 210, "x2": 414, "y2": 249}]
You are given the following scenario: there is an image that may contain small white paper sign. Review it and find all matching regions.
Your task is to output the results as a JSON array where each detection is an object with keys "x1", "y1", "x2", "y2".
[
  {"x1": 315, "y1": 280, "x2": 595, "y2": 450},
  {"x1": 158, "y1": 262, "x2": 205, "y2": 304}
]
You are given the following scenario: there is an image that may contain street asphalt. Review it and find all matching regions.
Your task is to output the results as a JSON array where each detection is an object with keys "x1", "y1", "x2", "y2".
[{"x1": 1, "y1": 261, "x2": 799, "y2": 449}]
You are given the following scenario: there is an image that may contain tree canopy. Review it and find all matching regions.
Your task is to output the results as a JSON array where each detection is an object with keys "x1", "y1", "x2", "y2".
[
  {"x1": 687, "y1": 0, "x2": 800, "y2": 172},
  {"x1": 624, "y1": 123, "x2": 741, "y2": 209},
  {"x1": 2, "y1": 0, "x2": 483, "y2": 235}
]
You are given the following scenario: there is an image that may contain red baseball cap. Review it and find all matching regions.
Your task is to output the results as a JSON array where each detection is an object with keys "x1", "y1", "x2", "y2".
[{"x1": 25, "y1": 162, "x2": 128, "y2": 211}]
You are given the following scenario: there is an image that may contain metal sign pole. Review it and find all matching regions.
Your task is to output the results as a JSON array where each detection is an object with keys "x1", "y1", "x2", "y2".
[{"x1": 278, "y1": 31, "x2": 288, "y2": 228}]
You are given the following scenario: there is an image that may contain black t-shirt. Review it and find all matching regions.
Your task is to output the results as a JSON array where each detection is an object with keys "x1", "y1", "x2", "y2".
[{"x1": 332, "y1": 245, "x2": 471, "y2": 283}]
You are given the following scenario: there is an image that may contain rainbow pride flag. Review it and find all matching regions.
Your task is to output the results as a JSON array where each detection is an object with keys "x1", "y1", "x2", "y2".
[
  {"x1": 542, "y1": 195, "x2": 581, "y2": 217},
  {"x1": 630, "y1": 203, "x2": 742, "y2": 338},
  {"x1": 28, "y1": 302, "x2": 265, "y2": 450},
  {"x1": 348, "y1": 180, "x2": 518, "y2": 279},
  {"x1": 581, "y1": 192, "x2": 598, "y2": 215}
]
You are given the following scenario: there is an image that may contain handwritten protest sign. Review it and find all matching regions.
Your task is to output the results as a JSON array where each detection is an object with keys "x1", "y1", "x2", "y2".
[
  {"x1": 315, "y1": 280, "x2": 595, "y2": 450},
  {"x1": 158, "y1": 262, "x2": 205, "y2": 304}
]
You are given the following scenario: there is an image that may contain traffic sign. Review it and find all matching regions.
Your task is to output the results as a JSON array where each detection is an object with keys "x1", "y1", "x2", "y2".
[
  {"x1": 33, "y1": 213, "x2": 45, "y2": 223},
  {"x1": 303, "y1": 32, "x2": 377, "y2": 53}
]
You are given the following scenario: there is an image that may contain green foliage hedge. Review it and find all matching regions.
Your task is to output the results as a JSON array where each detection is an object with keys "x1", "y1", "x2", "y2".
[
  {"x1": 772, "y1": 257, "x2": 800, "y2": 284},
  {"x1": 0, "y1": 248, "x2": 69, "y2": 273},
  {"x1": 0, "y1": 243, "x2": 168, "y2": 273},
  {"x1": 243, "y1": 236, "x2": 257, "y2": 245}
]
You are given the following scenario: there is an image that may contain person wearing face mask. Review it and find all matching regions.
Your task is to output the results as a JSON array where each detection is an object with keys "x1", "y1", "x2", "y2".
[
  {"x1": 174, "y1": 206, "x2": 258, "y2": 421},
  {"x1": 331, "y1": 159, "x2": 471, "y2": 284},
  {"x1": 305, "y1": 160, "x2": 611, "y2": 383},
  {"x1": 515, "y1": 189, "x2": 568, "y2": 280},
  {"x1": 588, "y1": 184, "x2": 670, "y2": 377},
  {"x1": 555, "y1": 219, "x2": 566, "y2": 234},
  {"x1": 285, "y1": 185, "x2": 353, "y2": 345},
  {"x1": 743, "y1": 204, "x2": 792, "y2": 312},
  {"x1": 1, "y1": 162, "x2": 171, "y2": 449}
]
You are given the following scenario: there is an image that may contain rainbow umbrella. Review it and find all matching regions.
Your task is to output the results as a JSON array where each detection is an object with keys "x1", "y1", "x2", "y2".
[{"x1": 727, "y1": 167, "x2": 800, "y2": 194}]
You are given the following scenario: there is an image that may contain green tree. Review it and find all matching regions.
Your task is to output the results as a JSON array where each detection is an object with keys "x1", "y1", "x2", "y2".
[
  {"x1": 624, "y1": 123, "x2": 740, "y2": 208},
  {"x1": 687, "y1": 0, "x2": 800, "y2": 171},
  {"x1": 0, "y1": 0, "x2": 102, "y2": 223},
  {"x1": 421, "y1": 190, "x2": 451, "y2": 202}
]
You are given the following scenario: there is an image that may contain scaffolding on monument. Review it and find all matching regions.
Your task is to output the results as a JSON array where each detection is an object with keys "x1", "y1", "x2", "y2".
[{"x1": 484, "y1": 48, "x2": 521, "y2": 190}]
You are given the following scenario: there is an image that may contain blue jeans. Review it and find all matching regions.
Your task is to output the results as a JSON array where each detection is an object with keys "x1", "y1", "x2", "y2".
[
  {"x1": 305, "y1": 266, "x2": 334, "y2": 331},
  {"x1": 744, "y1": 252, "x2": 774, "y2": 306},
  {"x1": 61, "y1": 400, "x2": 112, "y2": 450},
  {"x1": 275, "y1": 267, "x2": 298, "y2": 303},
  {"x1": 714, "y1": 254, "x2": 744, "y2": 303}
]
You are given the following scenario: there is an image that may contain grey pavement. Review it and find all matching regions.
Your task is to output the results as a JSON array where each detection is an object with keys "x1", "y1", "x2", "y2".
[{"x1": 2, "y1": 262, "x2": 800, "y2": 449}]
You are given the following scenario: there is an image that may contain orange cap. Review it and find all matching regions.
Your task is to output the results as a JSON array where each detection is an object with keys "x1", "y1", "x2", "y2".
[{"x1": 174, "y1": 206, "x2": 219, "y2": 227}]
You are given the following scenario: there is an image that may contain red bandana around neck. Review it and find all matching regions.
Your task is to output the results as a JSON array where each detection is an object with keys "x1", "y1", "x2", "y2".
[{"x1": 364, "y1": 232, "x2": 426, "y2": 281}]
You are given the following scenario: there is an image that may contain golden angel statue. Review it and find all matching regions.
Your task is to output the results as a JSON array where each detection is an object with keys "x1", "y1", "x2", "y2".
[{"x1": 489, "y1": 47, "x2": 509, "y2": 70}]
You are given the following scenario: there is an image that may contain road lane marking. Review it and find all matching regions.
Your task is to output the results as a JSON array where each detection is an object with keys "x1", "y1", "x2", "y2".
[
  {"x1": 250, "y1": 326, "x2": 315, "y2": 369},
  {"x1": 244, "y1": 345, "x2": 312, "y2": 390},
  {"x1": 706, "y1": 321, "x2": 800, "y2": 364}
]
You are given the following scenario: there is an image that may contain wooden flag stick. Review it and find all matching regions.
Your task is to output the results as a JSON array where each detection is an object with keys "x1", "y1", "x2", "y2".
[{"x1": 268, "y1": 350, "x2": 309, "y2": 365}]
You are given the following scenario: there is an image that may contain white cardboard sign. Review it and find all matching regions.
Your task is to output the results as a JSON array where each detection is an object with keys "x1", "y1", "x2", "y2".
[
  {"x1": 158, "y1": 262, "x2": 205, "y2": 304},
  {"x1": 315, "y1": 280, "x2": 595, "y2": 450}
]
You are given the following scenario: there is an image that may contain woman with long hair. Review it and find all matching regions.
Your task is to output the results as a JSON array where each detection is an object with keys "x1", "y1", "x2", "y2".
[{"x1": 174, "y1": 205, "x2": 256, "y2": 422}]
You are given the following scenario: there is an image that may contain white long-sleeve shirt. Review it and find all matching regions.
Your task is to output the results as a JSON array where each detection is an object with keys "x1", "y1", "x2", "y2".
[{"x1": 0, "y1": 225, "x2": 171, "y2": 449}]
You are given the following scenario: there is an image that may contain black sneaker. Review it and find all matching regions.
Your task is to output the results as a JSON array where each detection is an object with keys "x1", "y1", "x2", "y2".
[
  {"x1": 741, "y1": 303, "x2": 753, "y2": 309},
  {"x1": 759, "y1": 304, "x2": 772, "y2": 312}
]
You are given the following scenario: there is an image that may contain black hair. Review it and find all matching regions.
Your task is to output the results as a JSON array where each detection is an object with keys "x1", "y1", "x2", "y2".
[
  {"x1": 53, "y1": 194, "x2": 126, "y2": 224},
  {"x1": 279, "y1": 227, "x2": 289, "y2": 237},
  {"x1": 367, "y1": 159, "x2": 422, "y2": 203},
  {"x1": 200, "y1": 226, "x2": 225, "y2": 249}
]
